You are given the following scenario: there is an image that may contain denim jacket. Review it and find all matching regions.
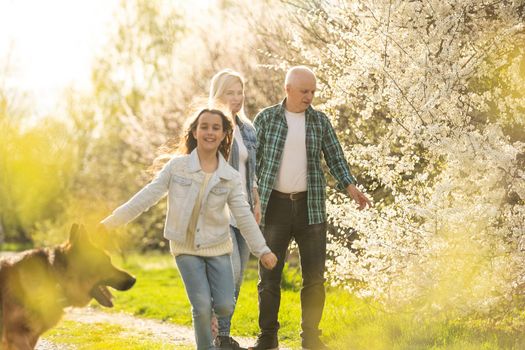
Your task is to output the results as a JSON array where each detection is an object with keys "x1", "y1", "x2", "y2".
[
  {"x1": 228, "y1": 115, "x2": 257, "y2": 210},
  {"x1": 102, "y1": 149, "x2": 270, "y2": 257}
]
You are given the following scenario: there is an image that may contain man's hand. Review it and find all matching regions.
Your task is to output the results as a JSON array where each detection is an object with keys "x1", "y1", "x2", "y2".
[
  {"x1": 260, "y1": 252, "x2": 278, "y2": 270},
  {"x1": 346, "y1": 184, "x2": 372, "y2": 210}
]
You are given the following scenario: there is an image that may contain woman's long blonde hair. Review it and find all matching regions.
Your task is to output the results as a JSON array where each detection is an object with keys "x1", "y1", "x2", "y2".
[{"x1": 209, "y1": 68, "x2": 250, "y2": 123}]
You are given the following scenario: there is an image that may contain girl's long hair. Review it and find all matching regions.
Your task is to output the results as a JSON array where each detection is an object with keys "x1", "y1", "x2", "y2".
[
  {"x1": 176, "y1": 108, "x2": 233, "y2": 159},
  {"x1": 151, "y1": 106, "x2": 233, "y2": 175}
]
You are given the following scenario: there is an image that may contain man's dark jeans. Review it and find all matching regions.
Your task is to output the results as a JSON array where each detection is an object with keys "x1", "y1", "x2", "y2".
[{"x1": 258, "y1": 191, "x2": 327, "y2": 341}]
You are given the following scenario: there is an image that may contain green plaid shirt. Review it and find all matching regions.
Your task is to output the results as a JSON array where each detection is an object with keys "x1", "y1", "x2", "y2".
[{"x1": 254, "y1": 99, "x2": 356, "y2": 227}]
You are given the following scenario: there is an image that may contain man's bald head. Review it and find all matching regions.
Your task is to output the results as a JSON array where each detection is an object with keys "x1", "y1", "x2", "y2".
[
  {"x1": 285, "y1": 66, "x2": 316, "y2": 87},
  {"x1": 284, "y1": 66, "x2": 317, "y2": 113}
]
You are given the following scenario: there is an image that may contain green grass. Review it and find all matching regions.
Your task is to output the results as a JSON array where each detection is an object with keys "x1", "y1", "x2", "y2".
[
  {"x1": 0, "y1": 242, "x2": 34, "y2": 251},
  {"x1": 43, "y1": 252, "x2": 525, "y2": 349},
  {"x1": 45, "y1": 320, "x2": 193, "y2": 349}
]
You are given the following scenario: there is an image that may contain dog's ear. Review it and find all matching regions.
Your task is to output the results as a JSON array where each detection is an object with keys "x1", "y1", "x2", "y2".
[
  {"x1": 69, "y1": 223, "x2": 85, "y2": 244},
  {"x1": 69, "y1": 223, "x2": 79, "y2": 239}
]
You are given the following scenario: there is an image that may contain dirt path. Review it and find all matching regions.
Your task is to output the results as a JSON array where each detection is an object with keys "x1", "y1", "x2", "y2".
[
  {"x1": 65, "y1": 307, "x2": 198, "y2": 345},
  {"x1": 35, "y1": 339, "x2": 63, "y2": 350},
  {"x1": 36, "y1": 306, "x2": 277, "y2": 349}
]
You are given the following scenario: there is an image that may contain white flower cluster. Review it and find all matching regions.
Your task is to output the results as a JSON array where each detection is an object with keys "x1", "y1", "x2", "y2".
[{"x1": 285, "y1": 0, "x2": 525, "y2": 318}]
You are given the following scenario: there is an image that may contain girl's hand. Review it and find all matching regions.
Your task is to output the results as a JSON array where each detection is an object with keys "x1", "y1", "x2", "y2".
[{"x1": 260, "y1": 252, "x2": 278, "y2": 270}]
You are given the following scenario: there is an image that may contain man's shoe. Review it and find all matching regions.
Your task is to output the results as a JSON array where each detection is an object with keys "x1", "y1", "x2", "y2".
[
  {"x1": 248, "y1": 333, "x2": 279, "y2": 350},
  {"x1": 302, "y1": 337, "x2": 330, "y2": 350},
  {"x1": 214, "y1": 335, "x2": 247, "y2": 350}
]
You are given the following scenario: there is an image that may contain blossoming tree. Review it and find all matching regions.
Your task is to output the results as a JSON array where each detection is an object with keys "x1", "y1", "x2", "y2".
[{"x1": 275, "y1": 0, "x2": 525, "y2": 318}]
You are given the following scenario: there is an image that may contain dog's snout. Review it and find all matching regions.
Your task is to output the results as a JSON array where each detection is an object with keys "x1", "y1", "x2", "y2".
[
  {"x1": 115, "y1": 273, "x2": 136, "y2": 291},
  {"x1": 124, "y1": 276, "x2": 136, "y2": 290}
]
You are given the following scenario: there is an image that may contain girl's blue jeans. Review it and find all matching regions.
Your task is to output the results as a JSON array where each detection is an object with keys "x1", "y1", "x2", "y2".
[
  {"x1": 175, "y1": 254, "x2": 235, "y2": 350},
  {"x1": 218, "y1": 225, "x2": 251, "y2": 336}
]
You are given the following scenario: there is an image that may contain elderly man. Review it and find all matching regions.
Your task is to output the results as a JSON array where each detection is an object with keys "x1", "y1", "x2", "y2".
[{"x1": 250, "y1": 66, "x2": 370, "y2": 350}]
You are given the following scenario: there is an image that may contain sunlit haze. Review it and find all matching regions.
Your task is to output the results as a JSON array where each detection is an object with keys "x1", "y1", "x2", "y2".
[
  {"x1": 0, "y1": 0, "x2": 215, "y2": 117},
  {"x1": 0, "y1": 0, "x2": 125, "y2": 116}
]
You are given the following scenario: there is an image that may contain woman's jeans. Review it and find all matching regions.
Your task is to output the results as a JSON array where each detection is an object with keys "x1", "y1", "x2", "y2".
[
  {"x1": 175, "y1": 254, "x2": 235, "y2": 350},
  {"x1": 218, "y1": 225, "x2": 251, "y2": 336},
  {"x1": 257, "y1": 193, "x2": 327, "y2": 342}
]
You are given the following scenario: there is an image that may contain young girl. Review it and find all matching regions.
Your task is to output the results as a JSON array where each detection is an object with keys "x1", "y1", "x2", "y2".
[
  {"x1": 209, "y1": 69, "x2": 260, "y2": 349},
  {"x1": 100, "y1": 108, "x2": 277, "y2": 350}
]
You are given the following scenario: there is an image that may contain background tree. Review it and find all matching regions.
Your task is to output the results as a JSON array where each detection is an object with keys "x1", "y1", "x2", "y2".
[
  {"x1": 0, "y1": 84, "x2": 77, "y2": 244},
  {"x1": 4, "y1": 0, "x2": 524, "y2": 325},
  {"x1": 62, "y1": 0, "x2": 289, "y2": 250},
  {"x1": 264, "y1": 0, "x2": 525, "y2": 320}
]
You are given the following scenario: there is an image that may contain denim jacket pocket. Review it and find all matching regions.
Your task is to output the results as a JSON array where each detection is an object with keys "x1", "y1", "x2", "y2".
[
  {"x1": 171, "y1": 175, "x2": 191, "y2": 197},
  {"x1": 208, "y1": 186, "x2": 229, "y2": 207}
]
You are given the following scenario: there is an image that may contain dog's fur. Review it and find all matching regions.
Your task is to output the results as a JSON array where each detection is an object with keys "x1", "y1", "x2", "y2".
[{"x1": 0, "y1": 224, "x2": 136, "y2": 350}]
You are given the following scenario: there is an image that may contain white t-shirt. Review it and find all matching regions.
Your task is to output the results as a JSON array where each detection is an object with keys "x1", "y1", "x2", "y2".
[
  {"x1": 273, "y1": 109, "x2": 307, "y2": 193},
  {"x1": 234, "y1": 126, "x2": 249, "y2": 198},
  {"x1": 230, "y1": 126, "x2": 249, "y2": 227}
]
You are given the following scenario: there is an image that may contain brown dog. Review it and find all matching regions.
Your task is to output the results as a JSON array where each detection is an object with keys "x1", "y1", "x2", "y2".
[{"x1": 0, "y1": 224, "x2": 136, "y2": 349}]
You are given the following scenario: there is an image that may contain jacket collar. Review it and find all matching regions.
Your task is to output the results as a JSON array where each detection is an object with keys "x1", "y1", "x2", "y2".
[
  {"x1": 188, "y1": 148, "x2": 233, "y2": 180},
  {"x1": 234, "y1": 114, "x2": 243, "y2": 127}
]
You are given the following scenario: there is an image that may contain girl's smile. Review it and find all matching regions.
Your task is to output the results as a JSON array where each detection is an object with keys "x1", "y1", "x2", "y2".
[{"x1": 192, "y1": 112, "x2": 226, "y2": 154}]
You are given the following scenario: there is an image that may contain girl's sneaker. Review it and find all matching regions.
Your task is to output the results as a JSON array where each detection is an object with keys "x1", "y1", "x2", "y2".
[{"x1": 214, "y1": 335, "x2": 247, "y2": 350}]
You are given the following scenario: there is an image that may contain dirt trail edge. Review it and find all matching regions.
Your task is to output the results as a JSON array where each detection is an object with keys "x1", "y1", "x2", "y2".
[
  {"x1": 39, "y1": 307, "x2": 294, "y2": 349},
  {"x1": 66, "y1": 307, "x2": 197, "y2": 345}
]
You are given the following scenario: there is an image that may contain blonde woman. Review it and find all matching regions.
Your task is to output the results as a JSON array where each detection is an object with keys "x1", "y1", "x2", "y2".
[{"x1": 209, "y1": 69, "x2": 261, "y2": 350}]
